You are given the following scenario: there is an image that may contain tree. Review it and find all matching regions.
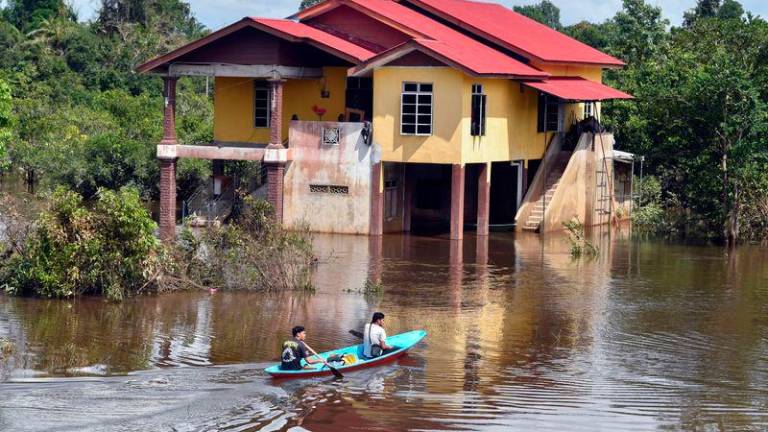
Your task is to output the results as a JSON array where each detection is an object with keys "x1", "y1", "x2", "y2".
[
  {"x1": 513, "y1": 1, "x2": 562, "y2": 29},
  {"x1": 610, "y1": 0, "x2": 668, "y2": 65},
  {"x1": 683, "y1": 0, "x2": 744, "y2": 27},
  {"x1": 4, "y1": 0, "x2": 75, "y2": 31},
  {"x1": 299, "y1": 0, "x2": 324, "y2": 10},
  {"x1": 0, "y1": 79, "x2": 11, "y2": 172}
]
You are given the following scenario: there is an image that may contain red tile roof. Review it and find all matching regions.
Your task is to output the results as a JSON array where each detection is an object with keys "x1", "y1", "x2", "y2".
[
  {"x1": 250, "y1": 18, "x2": 376, "y2": 62},
  {"x1": 318, "y1": 0, "x2": 548, "y2": 78},
  {"x1": 524, "y1": 77, "x2": 633, "y2": 101},
  {"x1": 401, "y1": 0, "x2": 625, "y2": 67}
]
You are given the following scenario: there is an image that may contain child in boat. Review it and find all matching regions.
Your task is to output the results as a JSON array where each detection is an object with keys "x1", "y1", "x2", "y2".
[
  {"x1": 280, "y1": 326, "x2": 323, "y2": 370},
  {"x1": 363, "y1": 312, "x2": 394, "y2": 358}
]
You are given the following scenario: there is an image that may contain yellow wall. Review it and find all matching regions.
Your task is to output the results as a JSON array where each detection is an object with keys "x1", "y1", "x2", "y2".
[
  {"x1": 213, "y1": 67, "x2": 348, "y2": 144},
  {"x1": 373, "y1": 64, "x2": 604, "y2": 165},
  {"x1": 373, "y1": 67, "x2": 464, "y2": 163}
]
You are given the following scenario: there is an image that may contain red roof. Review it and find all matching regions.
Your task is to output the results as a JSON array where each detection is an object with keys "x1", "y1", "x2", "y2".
[
  {"x1": 137, "y1": 17, "x2": 375, "y2": 73},
  {"x1": 524, "y1": 77, "x2": 633, "y2": 101},
  {"x1": 309, "y1": 0, "x2": 548, "y2": 78},
  {"x1": 401, "y1": 0, "x2": 625, "y2": 67},
  {"x1": 250, "y1": 18, "x2": 375, "y2": 62}
]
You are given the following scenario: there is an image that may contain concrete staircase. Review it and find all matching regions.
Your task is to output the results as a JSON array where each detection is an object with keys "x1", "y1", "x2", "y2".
[{"x1": 521, "y1": 153, "x2": 570, "y2": 232}]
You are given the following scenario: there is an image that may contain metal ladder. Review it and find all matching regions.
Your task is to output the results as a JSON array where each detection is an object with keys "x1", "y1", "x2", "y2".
[{"x1": 594, "y1": 133, "x2": 614, "y2": 226}]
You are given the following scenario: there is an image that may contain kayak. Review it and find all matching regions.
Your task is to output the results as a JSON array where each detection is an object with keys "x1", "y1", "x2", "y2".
[{"x1": 265, "y1": 330, "x2": 427, "y2": 379}]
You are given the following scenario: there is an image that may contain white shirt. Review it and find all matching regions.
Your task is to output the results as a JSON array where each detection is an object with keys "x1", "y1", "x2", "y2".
[{"x1": 363, "y1": 323, "x2": 387, "y2": 357}]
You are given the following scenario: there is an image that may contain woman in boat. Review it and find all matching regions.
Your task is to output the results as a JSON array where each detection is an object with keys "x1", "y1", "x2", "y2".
[
  {"x1": 280, "y1": 326, "x2": 323, "y2": 370},
  {"x1": 363, "y1": 312, "x2": 394, "y2": 358}
]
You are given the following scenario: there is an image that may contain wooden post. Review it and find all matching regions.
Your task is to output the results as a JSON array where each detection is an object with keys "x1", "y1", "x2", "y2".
[
  {"x1": 450, "y1": 164, "x2": 465, "y2": 240},
  {"x1": 476, "y1": 162, "x2": 491, "y2": 236}
]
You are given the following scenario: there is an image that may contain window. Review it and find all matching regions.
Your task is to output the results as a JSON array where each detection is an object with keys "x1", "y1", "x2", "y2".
[
  {"x1": 584, "y1": 102, "x2": 594, "y2": 119},
  {"x1": 537, "y1": 93, "x2": 561, "y2": 132},
  {"x1": 309, "y1": 184, "x2": 349, "y2": 194},
  {"x1": 254, "y1": 81, "x2": 270, "y2": 128},
  {"x1": 401, "y1": 82, "x2": 433, "y2": 135},
  {"x1": 471, "y1": 84, "x2": 487, "y2": 136}
]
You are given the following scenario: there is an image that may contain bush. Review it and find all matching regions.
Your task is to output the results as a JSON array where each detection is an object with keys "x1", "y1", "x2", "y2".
[
  {"x1": 563, "y1": 217, "x2": 598, "y2": 258},
  {"x1": 177, "y1": 196, "x2": 316, "y2": 292},
  {"x1": 1, "y1": 187, "x2": 170, "y2": 300}
]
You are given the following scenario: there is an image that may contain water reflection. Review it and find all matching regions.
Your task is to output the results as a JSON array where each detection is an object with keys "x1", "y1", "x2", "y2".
[{"x1": 1, "y1": 233, "x2": 768, "y2": 430}]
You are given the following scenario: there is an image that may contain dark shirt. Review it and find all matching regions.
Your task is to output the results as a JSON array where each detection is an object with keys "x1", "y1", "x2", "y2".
[{"x1": 280, "y1": 339, "x2": 309, "y2": 370}]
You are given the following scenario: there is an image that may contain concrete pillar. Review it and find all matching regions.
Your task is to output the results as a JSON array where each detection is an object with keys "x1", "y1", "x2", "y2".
[
  {"x1": 265, "y1": 78, "x2": 286, "y2": 221},
  {"x1": 370, "y1": 162, "x2": 384, "y2": 236},
  {"x1": 158, "y1": 76, "x2": 179, "y2": 244},
  {"x1": 159, "y1": 158, "x2": 177, "y2": 243},
  {"x1": 403, "y1": 166, "x2": 413, "y2": 232},
  {"x1": 450, "y1": 164, "x2": 465, "y2": 240},
  {"x1": 477, "y1": 162, "x2": 491, "y2": 236},
  {"x1": 160, "y1": 76, "x2": 178, "y2": 145}
]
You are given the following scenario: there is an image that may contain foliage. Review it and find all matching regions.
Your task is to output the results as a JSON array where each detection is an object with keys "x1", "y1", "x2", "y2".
[
  {"x1": 631, "y1": 176, "x2": 665, "y2": 231},
  {"x1": 299, "y1": 0, "x2": 323, "y2": 11},
  {"x1": 563, "y1": 218, "x2": 598, "y2": 258},
  {"x1": 683, "y1": 0, "x2": 744, "y2": 27},
  {"x1": 176, "y1": 196, "x2": 316, "y2": 292},
  {"x1": 0, "y1": 187, "x2": 170, "y2": 301},
  {"x1": 0, "y1": 79, "x2": 11, "y2": 172},
  {"x1": 514, "y1": 1, "x2": 562, "y2": 30}
]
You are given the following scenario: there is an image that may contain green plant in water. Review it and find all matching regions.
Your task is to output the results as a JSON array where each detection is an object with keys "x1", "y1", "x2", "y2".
[
  {"x1": 563, "y1": 217, "x2": 599, "y2": 258},
  {"x1": 345, "y1": 278, "x2": 384, "y2": 295}
]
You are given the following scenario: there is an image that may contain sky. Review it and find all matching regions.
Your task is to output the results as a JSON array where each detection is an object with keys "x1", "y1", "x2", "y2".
[{"x1": 50, "y1": 0, "x2": 768, "y2": 29}]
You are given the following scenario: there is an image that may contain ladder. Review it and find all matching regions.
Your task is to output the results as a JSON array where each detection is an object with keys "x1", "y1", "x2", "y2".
[{"x1": 593, "y1": 133, "x2": 614, "y2": 226}]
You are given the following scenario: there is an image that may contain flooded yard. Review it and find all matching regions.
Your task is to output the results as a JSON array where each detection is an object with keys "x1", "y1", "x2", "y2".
[{"x1": 1, "y1": 231, "x2": 768, "y2": 431}]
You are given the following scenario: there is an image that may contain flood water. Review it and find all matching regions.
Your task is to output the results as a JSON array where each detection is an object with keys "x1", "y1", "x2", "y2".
[{"x1": 1, "y1": 231, "x2": 768, "y2": 431}]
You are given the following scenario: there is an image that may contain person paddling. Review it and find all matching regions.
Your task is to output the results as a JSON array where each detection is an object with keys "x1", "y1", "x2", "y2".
[
  {"x1": 363, "y1": 312, "x2": 394, "y2": 358},
  {"x1": 280, "y1": 326, "x2": 323, "y2": 370}
]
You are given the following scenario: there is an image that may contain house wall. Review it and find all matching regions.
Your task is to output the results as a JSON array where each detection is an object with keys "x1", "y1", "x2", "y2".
[
  {"x1": 283, "y1": 121, "x2": 375, "y2": 234},
  {"x1": 213, "y1": 66, "x2": 348, "y2": 144},
  {"x1": 372, "y1": 66, "x2": 593, "y2": 165}
]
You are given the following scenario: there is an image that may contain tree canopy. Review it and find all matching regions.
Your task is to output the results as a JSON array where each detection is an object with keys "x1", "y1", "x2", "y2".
[{"x1": 514, "y1": 1, "x2": 562, "y2": 29}]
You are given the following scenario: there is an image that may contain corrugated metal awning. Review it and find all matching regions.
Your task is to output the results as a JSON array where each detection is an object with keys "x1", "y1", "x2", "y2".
[{"x1": 524, "y1": 77, "x2": 633, "y2": 102}]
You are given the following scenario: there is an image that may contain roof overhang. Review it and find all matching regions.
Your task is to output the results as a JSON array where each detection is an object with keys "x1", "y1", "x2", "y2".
[
  {"x1": 349, "y1": 39, "x2": 549, "y2": 79},
  {"x1": 523, "y1": 77, "x2": 633, "y2": 102},
  {"x1": 137, "y1": 17, "x2": 373, "y2": 75}
]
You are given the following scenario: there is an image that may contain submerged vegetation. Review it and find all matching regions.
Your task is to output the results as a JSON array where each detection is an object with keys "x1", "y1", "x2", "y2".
[{"x1": 563, "y1": 218, "x2": 599, "y2": 258}]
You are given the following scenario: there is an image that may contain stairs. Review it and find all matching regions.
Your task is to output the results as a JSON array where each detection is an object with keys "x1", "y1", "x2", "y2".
[{"x1": 521, "y1": 153, "x2": 571, "y2": 232}]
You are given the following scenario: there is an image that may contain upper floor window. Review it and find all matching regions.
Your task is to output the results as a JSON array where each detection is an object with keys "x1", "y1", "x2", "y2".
[
  {"x1": 401, "y1": 82, "x2": 433, "y2": 136},
  {"x1": 584, "y1": 102, "x2": 594, "y2": 119},
  {"x1": 254, "y1": 81, "x2": 270, "y2": 128},
  {"x1": 537, "y1": 93, "x2": 561, "y2": 132},
  {"x1": 471, "y1": 84, "x2": 487, "y2": 136}
]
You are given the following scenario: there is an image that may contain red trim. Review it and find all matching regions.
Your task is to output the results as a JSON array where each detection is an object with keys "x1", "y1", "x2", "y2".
[{"x1": 268, "y1": 350, "x2": 408, "y2": 379}]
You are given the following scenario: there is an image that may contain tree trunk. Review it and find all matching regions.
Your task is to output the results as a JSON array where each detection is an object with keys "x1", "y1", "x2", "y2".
[{"x1": 726, "y1": 182, "x2": 740, "y2": 247}]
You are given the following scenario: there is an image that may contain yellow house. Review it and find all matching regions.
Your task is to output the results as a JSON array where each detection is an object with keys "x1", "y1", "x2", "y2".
[{"x1": 138, "y1": 0, "x2": 633, "y2": 241}]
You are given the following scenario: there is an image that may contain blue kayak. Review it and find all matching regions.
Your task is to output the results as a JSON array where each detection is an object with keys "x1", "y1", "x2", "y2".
[{"x1": 265, "y1": 330, "x2": 427, "y2": 378}]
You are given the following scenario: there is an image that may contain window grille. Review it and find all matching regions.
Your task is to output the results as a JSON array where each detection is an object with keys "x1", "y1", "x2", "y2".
[
  {"x1": 254, "y1": 81, "x2": 270, "y2": 128},
  {"x1": 401, "y1": 82, "x2": 433, "y2": 136},
  {"x1": 537, "y1": 93, "x2": 561, "y2": 132},
  {"x1": 322, "y1": 127, "x2": 340, "y2": 146},
  {"x1": 471, "y1": 84, "x2": 487, "y2": 136}
]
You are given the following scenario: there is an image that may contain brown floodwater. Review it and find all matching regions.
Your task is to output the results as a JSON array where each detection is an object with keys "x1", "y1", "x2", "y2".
[{"x1": 1, "y1": 230, "x2": 768, "y2": 431}]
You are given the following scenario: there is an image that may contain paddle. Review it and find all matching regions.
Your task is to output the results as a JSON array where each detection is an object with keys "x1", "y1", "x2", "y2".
[
  {"x1": 303, "y1": 342, "x2": 343, "y2": 378},
  {"x1": 349, "y1": 329, "x2": 364, "y2": 339}
]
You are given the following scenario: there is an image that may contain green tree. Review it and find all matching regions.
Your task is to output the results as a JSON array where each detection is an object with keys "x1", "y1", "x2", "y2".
[
  {"x1": 299, "y1": 0, "x2": 324, "y2": 10},
  {"x1": 610, "y1": 0, "x2": 668, "y2": 65},
  {"x1": 513, "y1": 1, "x2": 562, "y2": 29},
  {"x1": 0, "y1": 79, "x2": 11, "y2": 172},
  {"x1": 4, "y1": 0, "x2": 75, "y2": 31},
  {"x1": 683, "y1": 0, "x2": 744, "y2": 27}
]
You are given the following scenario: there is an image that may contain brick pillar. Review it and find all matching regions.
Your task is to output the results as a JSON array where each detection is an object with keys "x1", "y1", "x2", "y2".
[
  {"x1": 161, "y1": 76, "x2": 178, "y2": 145},
  {"x1": 450, "y1": 164, "x2": 465, "y2": 241},
  {"x1": 477, "y1": 162, "x2": 491, "y2": 236},
  {"x1": 159, "y1": 158, "x2": 177, "y2": 243},
  {"x1": 370, "y1": 162, "x2": 384, "y2": 236},
  {"x1": 268, "y1": 79, "x2": 285, "y2": 148},
  {"x1": 266, "y1": 163, "x2": 285, "y2": 222}
]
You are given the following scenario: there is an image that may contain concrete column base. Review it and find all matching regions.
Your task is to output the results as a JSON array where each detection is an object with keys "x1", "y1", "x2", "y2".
[
  {"x1": 370, "y1": 162, "x2": 384, "y2": 236},
  {"x1": 450, "y1": 164, "x2": 465, "y2": 241},
  {"x1": 159, "y1": 158, "x2": 177, "y2": 243},
  {"x1": 477, "y1": 162, "x2": 491, "y2": 236}
]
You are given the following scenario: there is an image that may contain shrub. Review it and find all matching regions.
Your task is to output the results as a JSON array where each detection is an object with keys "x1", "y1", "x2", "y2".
[
  {"x1": 563, "y1": 217, "x2": 599, "y2": 258},
  {"x1": 1, "y1": 187, "x2": 170, "y2": 300},
  {"x1": 177, "y1": 196, "x2": 316, "y2": 292}
]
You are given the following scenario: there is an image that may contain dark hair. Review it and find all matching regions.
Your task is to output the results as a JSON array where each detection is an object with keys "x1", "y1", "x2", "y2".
[
  {"x1": 371, "y1": 312, "x2": 385, "y2": 323},
  {"x1": 292, "y1": 326, "x2": 305, "y2": 337}
]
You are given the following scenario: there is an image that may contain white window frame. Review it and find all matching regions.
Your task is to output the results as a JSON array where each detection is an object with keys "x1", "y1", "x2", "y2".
[
  {"x1": 471, "y1": 83, "x2": 486, "y2": 137},
  {"x1": 254, "y1": 80, "x2": 271, "y2": 128},
  {"x1": 400, "y1": 82, "x2": 433, "y2": 136},
  {"x1": 583, "y1": 102, "x2": 594, "y2": 119}
]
